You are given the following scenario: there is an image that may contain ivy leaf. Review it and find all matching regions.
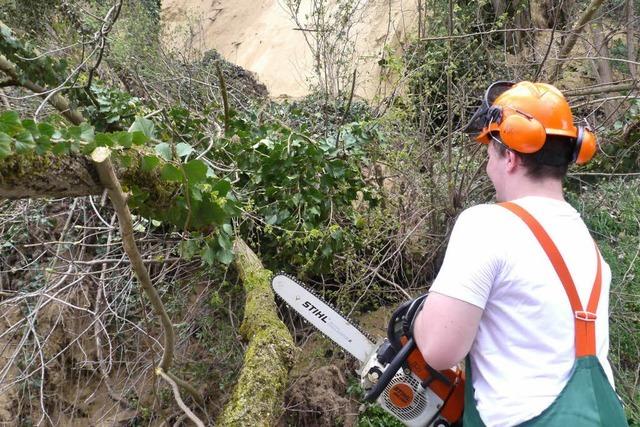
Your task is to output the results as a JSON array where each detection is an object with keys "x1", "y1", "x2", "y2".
[
  {"x1": 80, "y1": 123, "x2": 95, "y2": 143},
  {"x1": 67, "y1": 123, "x2": 94, "y2": 143},
  {"x1": 180, "y1": 240, "x2": 200, "y2": 260},
  {"x1": 216, "y1": 248, "x2": 234, "y2": 264},
  {"x1": 222, "y1": 223, "x2": 233, "y2": 235},
  {"x1": 129, "y1": 117, "x2": 155, "y2": 138},
  {"x1": 95, "y1": 133, "x2": 114, "y2": 147},
  {"x1": 217, "y1": 232, "x2": 233, "y2": 251},
  {"x1": 114, "y1": 131, "x2": 132, "y2": 148},
  {"x1": 212, "y1": 179, "x2": 231, "y2": 197},
  {"x1": 190, "y1": 186, "x2": 203, "y2": 201},
  {"x1": 176, "y1": 142, "x2": 194, "y2": 157},
  {"x1": 14, "y1": 130, "x2": 35, "y2": 153},
  {"x1": 155, "y1": 142, "x2": 172, "y2": 161},
  {"x1": 0, "y1": 133, "x2": 12, "y2": 158},
  {"x1": 0, "y1": 111, "x2": 21, "y2": 135},
  {"x1": 37, "y1": 123, "x2": 55, "y2": 138},
  {"x1": 161, "y1": 164, "x2": 183, "y2": 182},
  {"x1": 141, "y1": 155, "x2": 160, "y2": 172},
  {"x1": 201, "y1": 245, "x2": 216, "y2": 266},
  {"x1": 266, "y1": 214, "x2": 278, "y2": 225},
  {"x1": 21, "y1": 119, "x2": 39, "y2": 137},
  {"x1": 120, "y1": 155, "x2": 133, "y2": 168},
  {"x1": 131, "y1": 131, "x2": 149, "y2": 146},
  {"x1": 52, "y1": 141, "x2": 70, "y2": 155},
  {"x1": 183, "y1": 159, "x2": 207, "y2": 183}
]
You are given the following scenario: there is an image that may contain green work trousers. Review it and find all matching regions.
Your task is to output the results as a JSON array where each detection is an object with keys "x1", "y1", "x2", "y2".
[{"x1": 463, "y1": 356, "x2": 629, "y2": 426}]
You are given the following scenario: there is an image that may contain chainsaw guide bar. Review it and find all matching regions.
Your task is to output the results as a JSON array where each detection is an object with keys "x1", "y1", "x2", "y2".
[{"x1": 271, "y1": 272, "x2": 377, "y2": 363}]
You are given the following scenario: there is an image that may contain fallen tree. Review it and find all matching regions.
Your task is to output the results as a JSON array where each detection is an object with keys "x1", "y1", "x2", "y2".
[
  {"x1": 0, "y1": 140, "x2": 296, "y2": 425},
  {"x1": 0, "y1": 17, "x2": 297, "y2": 423}
]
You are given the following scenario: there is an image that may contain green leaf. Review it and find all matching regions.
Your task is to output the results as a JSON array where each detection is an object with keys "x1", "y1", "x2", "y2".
[
  {"x1": 266, "y1": 214, "x2": 278, "y2": 225},
  {"x1": 120, "y1": 155, "x2": 133, "y2": 168},
  {"x1": 80, "y1": 123, "x2": 95, "y2": 143},
  {"x1": 131, "y1": 131, "x2": 149, "y2": 146},
  {"x1": 216, "y1": 248, "x2": 234, "y2": 264},
  {"x1": 95, "y1": 133, "x2": 113, "y2": 147},
  {"x1": 114, "y1": 131, "x2": 132, "y2": 148},
  {"x1": 183, "y1": 159, "x2": 207, "y2": 183},
  {"x1": 37, "y1": 123, "x2": 55, "y2": 138},
  {"x1": 176, "y1": 142, "x2": 194, "y2": 157},
  {"x1": 141, "y1": 155, "x2": 160, "y2": 172},
  {"x1": 0, "y1": 111, "x2": 20, "y2": 135},
  {"x1": 222, "y1": 223, "x2": 233, "y2": 235},
  {"x1": 161, "y1": 164, "x2": 183, "y2": 182},
  {"x1": 0, "y1": 133, "x2": 12, "y2": 158},
  {"x1": 21, "y1": 119, "x2": 39, "y2": 136},
  {"x1": 52, "y1": 141, "x2": 70, "y2": 155},
  {"x1": 217, "y1": 232, "x2": 233, "y2": 251},
  {"x1": 180, "y1": 240, "x2": 200, "y2": 260},
  {"x1": 14, "y1": 130, "x2": 35, "y2": 153},
  {"x1": 202, "y1": 245, "x2": 216, "y2": 266},
  {"x1": 212, "y1": 179, "x2": 231, "y2": 197},
  {"x1": 129, "y1": 116, "x2": 155, "y2": 138},
  {"x1": 190, "y1": 186, "x2": 203, "y2": 201},
  {"x1": 155, "y1": 142, "x2": 172, "y2": 161}
]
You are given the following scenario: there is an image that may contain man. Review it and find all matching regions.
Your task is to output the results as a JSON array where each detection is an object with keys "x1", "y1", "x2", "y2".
[{"x1": 412, "y1": 81, "x2": 628, "y2": 426}]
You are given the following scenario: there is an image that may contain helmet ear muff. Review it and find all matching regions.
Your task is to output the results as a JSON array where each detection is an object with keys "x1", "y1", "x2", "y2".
[
  {"x1": 573, "y1": 126, "x2": 597, "y2": 165},
  {"x1": 499, "y1": 112, "x2": 546, "y2": 153}
]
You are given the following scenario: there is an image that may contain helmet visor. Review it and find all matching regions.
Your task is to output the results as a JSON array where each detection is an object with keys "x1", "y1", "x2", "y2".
[{"x1": 463, "y1": 81, "x2": 515, "y2": 136}]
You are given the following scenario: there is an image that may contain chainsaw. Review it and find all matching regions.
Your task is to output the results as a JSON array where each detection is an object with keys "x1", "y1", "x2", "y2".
[{"x1": 272, "y1": 273, "x2": 464, "y2": 427}]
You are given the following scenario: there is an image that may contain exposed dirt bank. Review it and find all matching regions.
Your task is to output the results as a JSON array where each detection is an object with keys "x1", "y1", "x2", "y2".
[{"x1": 161, "y1": 0, "x2": 418, "y2": 99}]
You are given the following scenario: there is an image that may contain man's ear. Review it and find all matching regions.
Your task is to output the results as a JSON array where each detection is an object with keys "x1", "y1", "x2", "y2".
[{"x1": 505, "y1": 150, "x2": 520, "y2": 173}]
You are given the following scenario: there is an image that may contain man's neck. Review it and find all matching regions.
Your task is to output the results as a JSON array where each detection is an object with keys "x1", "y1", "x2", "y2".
[{"x1": 500, "y1": 175, "x2": 565, "y2": 202}]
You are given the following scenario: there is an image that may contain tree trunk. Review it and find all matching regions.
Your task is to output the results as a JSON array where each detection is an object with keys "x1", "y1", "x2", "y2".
[
  {"x1": 217, "y1": 239, "x2": 296, "y2": 426},
  {"x1": 590, "y1": 21, "x2": 618, "y2": 122},
  {"x1": 548, "y1": 0, "x2": 605, "y2": 82}
]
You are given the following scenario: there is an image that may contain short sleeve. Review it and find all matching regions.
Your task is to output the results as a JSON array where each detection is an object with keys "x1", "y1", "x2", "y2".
[{"x1": 429, "y1": 205, "x2": 506, "y2": 309}]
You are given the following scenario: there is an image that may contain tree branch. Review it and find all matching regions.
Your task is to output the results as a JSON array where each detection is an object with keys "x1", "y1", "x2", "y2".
[
  {"x1": 91, "y1": 147, "x2": 175, "y2": 372},
  {"x1": 217, "y1": 238, "x2": 296, "y2": 426},
  {"x1": 549, "y1": 0, "x2": 605, "y2": 82},
  {"x1": 0, "y1": 54, "x2": 84, "y2": 125},
  {"x1": 157, "y1": 368, "x2": 205, "y2": 427}
]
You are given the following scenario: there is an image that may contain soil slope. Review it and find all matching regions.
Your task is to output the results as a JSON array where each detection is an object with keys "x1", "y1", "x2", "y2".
[{"x1": 161, "y1": 0, "x2": 418, "y2": 98}]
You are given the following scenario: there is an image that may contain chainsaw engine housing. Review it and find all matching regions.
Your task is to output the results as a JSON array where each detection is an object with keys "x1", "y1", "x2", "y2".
[{"x1": 361, "y1": 348, "x2": 454, "y2": 427}]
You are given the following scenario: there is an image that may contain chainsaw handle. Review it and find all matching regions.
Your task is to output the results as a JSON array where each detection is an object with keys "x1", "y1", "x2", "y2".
[{"x1": 363, "y1": 336, "x2": 417, "y2": 402}]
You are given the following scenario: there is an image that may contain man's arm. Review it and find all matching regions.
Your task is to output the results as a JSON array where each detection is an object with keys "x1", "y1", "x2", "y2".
[{"x1": 413, "y1": 291, "x2": 483, "y2": 371}]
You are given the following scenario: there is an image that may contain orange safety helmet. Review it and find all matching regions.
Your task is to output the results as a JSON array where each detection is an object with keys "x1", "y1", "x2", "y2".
[{"x1": 464, "y1": 81, "x2": 597, "y2": 165}]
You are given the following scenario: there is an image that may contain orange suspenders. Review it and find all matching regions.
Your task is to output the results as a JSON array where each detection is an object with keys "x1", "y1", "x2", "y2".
[{"x1": 499, "y1": 202, "x2": 602, "y2": 358}]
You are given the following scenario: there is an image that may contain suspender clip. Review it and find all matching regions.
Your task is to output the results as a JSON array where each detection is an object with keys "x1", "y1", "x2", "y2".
[{"x1": 575, "y1": 311, "x2": 597, "y2": 321}]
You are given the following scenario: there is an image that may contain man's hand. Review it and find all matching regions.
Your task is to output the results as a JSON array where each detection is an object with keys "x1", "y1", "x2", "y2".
[{"x1": 413, "y1": 291, "x2": 484, "y2": 370}]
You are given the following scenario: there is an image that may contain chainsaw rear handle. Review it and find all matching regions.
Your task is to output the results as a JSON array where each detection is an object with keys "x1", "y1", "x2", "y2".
[
  {"x1": 363, "y1": 336, "x2": 417, "y2": 402},
  {"x1": 387, "y1": 294, "x2": 427, "y2": 351}
]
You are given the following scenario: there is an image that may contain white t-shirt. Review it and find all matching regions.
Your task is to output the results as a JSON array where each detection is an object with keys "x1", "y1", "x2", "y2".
[{"x1": 430, "y1": 196, "x2": 614, "y2": 427}]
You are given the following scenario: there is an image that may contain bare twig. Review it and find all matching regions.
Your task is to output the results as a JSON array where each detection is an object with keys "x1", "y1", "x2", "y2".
[{"x1": 156, "y1": 368, "x2": 205, "y2": 427}]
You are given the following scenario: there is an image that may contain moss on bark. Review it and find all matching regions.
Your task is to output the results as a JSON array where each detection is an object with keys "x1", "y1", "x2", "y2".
[{"x1": 217, "y1": 239, "x2": 296, "y2": 426}]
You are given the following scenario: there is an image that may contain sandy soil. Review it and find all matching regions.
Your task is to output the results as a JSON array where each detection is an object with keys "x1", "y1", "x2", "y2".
[{"x1": 161, "y1": 0, "x2": 418, "y2": 99}]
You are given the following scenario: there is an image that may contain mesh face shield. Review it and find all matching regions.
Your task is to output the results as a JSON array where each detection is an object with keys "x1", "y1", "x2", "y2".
[{"x1": 463, "y1": 81, "x2": 515, "y2": 137}]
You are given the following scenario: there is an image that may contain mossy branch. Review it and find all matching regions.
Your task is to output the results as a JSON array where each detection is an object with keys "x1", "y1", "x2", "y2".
[{"x1": 217, "y1": 238, "x2": 296, "y2": 426}]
